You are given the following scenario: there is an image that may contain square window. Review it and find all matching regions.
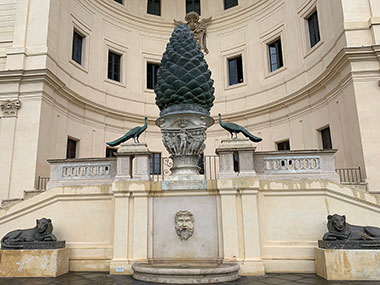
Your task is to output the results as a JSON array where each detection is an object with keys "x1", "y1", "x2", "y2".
[
  {"x1": 186, "y1": 0, "x2": 200, "y2": 15},
  {"x1": 320, "y1": 127, "x2": 332, "y2": 150},
  {"x1": 66, "y1": 138, "x2": 78, "y2": 159},
  {"x1": 224, "y1": 0, "x2": 238, "y2": 10},
  {"x1": 308, "y1": 10, "x2": 320, "y2": 48},
  {"x1": 268, "y1": 38, "x2": 283, "y2": 72},
  {"x1": 147, "y1": 62, "x2": 160, "y2": 89},
  {"x1": 72, "y1": 30, "x2": 84, "y2": 65},
  {"x1": 106, "y1": 147, "x2": 116, "y2": 158},
  {"x1": 228, "y1": 55, "x2": 243, "y2": 85},
  {"x1": 108, "y1": 51, "x2": 121, "y2": 82},
  {"x1": 150, "y1": 152, "x2": 161, "y2": 175},
  {"x1": 277, "y1": 140, "x2": 290, "y2": 151},
  {"x1": 147, "y1": 0, "x2": 161, "y2": 16}
]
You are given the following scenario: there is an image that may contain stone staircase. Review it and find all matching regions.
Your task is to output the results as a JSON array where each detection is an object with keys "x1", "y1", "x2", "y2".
[{"x1": 0, "y1": 190, "x2": 46, "y2": 209}]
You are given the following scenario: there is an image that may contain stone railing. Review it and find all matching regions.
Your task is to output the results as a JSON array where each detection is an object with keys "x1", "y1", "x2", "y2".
[
  {"x1": 46, "y1": 142, "x2": 340, "y2": 190},
  {"x1": 47, "y1": 158, "x2": 117, "y2": 189},
  {"x1": 216, "y1": 140, "x2": 339, "y2": 182},
  {"x1": 254, "y1": 149, "x2": 339, "y2": 181}
]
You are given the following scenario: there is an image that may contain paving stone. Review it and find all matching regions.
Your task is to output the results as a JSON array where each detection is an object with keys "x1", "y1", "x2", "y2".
[{"x1": 2, "y1": 272, "x2": 380, "y2": 284}]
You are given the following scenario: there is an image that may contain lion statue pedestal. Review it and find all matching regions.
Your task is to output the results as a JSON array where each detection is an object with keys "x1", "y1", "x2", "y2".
[
  {"x1": 315, "y1": 214, "x2": 380, "y2": 280},
  {"x1": 0, "y1": 218, "x2": 68, "y2": 277}
]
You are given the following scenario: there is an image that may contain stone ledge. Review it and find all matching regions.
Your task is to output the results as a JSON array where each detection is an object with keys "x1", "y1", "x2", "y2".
[{"x1": 132, "y1": 262, "x2": 239, "y2": 284}]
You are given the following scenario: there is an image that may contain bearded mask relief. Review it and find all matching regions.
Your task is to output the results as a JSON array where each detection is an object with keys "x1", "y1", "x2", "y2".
[{"x1": 175, "y1": 210, "x2": 194, "y2": 241}]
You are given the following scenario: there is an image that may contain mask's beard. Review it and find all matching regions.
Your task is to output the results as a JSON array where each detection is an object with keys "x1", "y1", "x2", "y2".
[{"x1": 176, "y1": 226, "x2": 193, "y2": 241}]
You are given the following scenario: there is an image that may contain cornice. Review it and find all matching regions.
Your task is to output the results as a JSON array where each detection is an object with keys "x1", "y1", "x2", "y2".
[{"x1": 0, "y1": 46, "x2": 379, "y2": 128}]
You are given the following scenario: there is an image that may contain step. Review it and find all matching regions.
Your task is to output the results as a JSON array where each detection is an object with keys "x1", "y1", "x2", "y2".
[
  {"x1": 24, "y1": 190, "x2": 46, "y2": 200},
  {"x1": 1, "y1": 198, "x2": 23, "y2": 209}
]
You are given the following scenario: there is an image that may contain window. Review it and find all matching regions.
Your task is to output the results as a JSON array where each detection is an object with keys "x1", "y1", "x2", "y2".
[
  {"x1": 320, "y1": 127, "x2": 332, "y2": 150},
  {"x1": 233, "y1": 152, "x2": 239, "y2": 172},
  {"x1": 268, "y1": 38, "x2": 283, "y2": 72},
  {"x1": 72, "y1": 30, "x2": 83, "y2": 65},
  {"x1": 277, "y1": 140, "x2": 290, "y2": 151},
  {"x1": 147, "y1": 0, "x2": 161, "y2": 16},
  {"x1": 224, "y1": 0, "x2": 238, "y2": 10},
  {"x1": 108, "y1": 51, "x2": 121, "y2": 82},
  {"x1": 114, "y1": 0, "x2": 123, "y2": 3},
  {"x1": 186, "y1": 0, "x2": 200, "y2": 15},
  {"x1": 228, "y1": 55, "x2": 243, "y2": 85},
  {"x1": 106, "y1": 147, "x2": 116, "y2": 158},
  {"x1": 308, "y1": 10, "x2": 320, "y2": 48},
  {"x1": 147, "y1": 62, "x2": 160, "y2": 89},
  {"x1": 150, "y1": 152, "x2": 161, "y2": 175},
  {"x1": 66, "y1": 138, "x2": 78, "y2": 159}
]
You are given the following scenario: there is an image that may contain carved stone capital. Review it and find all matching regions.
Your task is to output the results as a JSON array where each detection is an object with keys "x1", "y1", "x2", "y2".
[{"x1": 0, "y1": 99, "x2": 21, "y2": 117}]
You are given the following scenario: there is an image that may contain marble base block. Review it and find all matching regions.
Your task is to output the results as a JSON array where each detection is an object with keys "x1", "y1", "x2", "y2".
[
  {"x1": 162, "y1": 175, "x2": 206, "y2": 190},
  {"x1": 315, "y1": 247, "x2": 380, "y2": 280},
  {"x1": 0, "y1": 248, "x2": 69, "y2": 277}
]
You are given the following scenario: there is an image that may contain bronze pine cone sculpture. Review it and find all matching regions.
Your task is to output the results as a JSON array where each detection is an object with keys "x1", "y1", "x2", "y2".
[{"x1": 155, "y1": 24, "x2": 215, "y2": 115}]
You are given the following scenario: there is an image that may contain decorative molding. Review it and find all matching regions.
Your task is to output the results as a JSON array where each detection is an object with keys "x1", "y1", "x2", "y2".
[{"x1": 0, "y1": 99, "x2": 21, "y2": 117}]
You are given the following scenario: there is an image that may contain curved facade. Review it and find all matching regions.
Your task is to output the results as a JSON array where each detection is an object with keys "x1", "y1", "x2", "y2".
[{"x1": 0, "y1": 0, "x2": 380, "y2": 200}]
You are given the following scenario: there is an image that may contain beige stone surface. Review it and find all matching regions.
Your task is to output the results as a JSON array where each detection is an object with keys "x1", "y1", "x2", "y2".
[
  {"x1": 0, "y1": 248, "x2": 69, "y2": 277},
  {"x1": 0, "y1": 0, "x2": 380, "y2": 201},
  {"x1": 315, "y1": 247, "x2": 380, "y2": 280},
  {"x1": 2, "y1": 172, "x2": 380, "y2": 275}
]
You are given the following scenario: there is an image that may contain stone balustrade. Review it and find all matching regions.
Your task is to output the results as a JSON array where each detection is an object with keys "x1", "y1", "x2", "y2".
[
  {"x1": 216, "y1": 139, "x2": 339, "y2": 182},
  {"x1": 254, "y1": 149, "x2": 339, "y2": 181},
  {"x1": 47, "y1": 158, "x2": 117, "y2": 189},
  {"x1": 46, "y1": 142, "x2": 340, "y2": 190}
]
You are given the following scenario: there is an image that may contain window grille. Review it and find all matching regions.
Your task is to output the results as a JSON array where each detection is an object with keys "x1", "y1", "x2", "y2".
[
  {"x1": 72, "y1": 31, "x2": 83, "y2": 65},
  {"x1": 268, "y1": 38, "x2": 283, "y2": 72},
  {"x1": 186, "y1": 0, "x2": 200, "y2": 15},
  {"x1": 147, "y1": 62, "x2": 160, "y2": 89},
  {"x1": 224, "y1": 0, "x2": 238, "y2": 10},
  {"x1": 147, "y1": 0, "x2": 161, "y2": 15},
  {"x1": 228, "y1": 55, "x2": 243, "y2": 85},
  {"x1": 308, "y1": 11, "x2": 320, "y2": 48},
  {"x1": 108, "y1": 51, "x2": 121, "y2": 82}
]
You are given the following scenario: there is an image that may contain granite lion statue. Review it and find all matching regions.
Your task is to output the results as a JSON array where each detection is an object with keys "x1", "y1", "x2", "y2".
[
  {"x1": 323, "y1": 214, "x2": 380, "y2": 241},
  {"x1": 1, "y1": 218, "x2": 57, "y2": 249}
]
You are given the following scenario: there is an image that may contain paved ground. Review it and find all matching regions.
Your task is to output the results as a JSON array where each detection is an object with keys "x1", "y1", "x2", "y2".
[{"x1": 1, "y1": 272, "x2": 380, "y2": 285}]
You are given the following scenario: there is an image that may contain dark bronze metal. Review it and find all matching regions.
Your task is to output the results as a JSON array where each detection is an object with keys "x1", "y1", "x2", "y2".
[
  {"x1": 1, "y1": 218, "x2": 64, "y2": 250},
  {"x1": 319, "y1": 214, "x2": 380, "y2": 249}
]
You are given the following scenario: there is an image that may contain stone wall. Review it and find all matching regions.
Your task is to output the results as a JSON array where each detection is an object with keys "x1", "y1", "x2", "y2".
[
  {"x1": 1, "y1": 177, "x2": 379, "y2": 274},
  {"x1": 0, "y1": 0, "x2": 17, "y2": 69},
  {"x1": 1, "y1": 0, "x2": 380, "y2": 200}
]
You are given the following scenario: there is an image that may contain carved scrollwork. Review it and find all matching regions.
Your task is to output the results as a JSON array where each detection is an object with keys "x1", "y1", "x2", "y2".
[
  {"x1": 0, "y1": 99, "x2": 21, "y2": 117},
  {"x1": 163, "y1": 157, "x2": 173, "y2": 176}
]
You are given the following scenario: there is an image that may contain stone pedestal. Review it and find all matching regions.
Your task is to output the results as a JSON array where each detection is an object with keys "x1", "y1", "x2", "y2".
[
  {"x1": 155, "y1": 110, "x2": 214, "y2": 182},
  {"x1": 216, "y1": 139, "x2": 256, "y2": 178},
  {"x1": 315, "y1": 247, "x2": 380, "y2": 280},
  {"x1": 115, "y1": 143, "x2": 150, "y2": 180},
  {"x1": 0, "y1": 248, "x2": 69, "y2": 277}
]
